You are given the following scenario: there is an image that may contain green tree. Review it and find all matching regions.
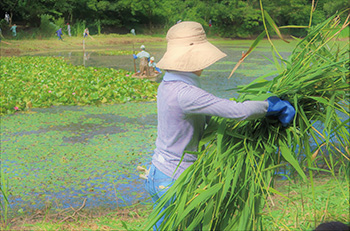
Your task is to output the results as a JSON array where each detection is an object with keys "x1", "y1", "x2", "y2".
[
  {"x1": 0, "y1": 0, "x2": 347, "y2": 38},
  {"x1": 322, "y1": 0, "x2": 350, "y2": 18},
  {"x1": 0, "y1": 0, "x2": 76, "y2": 26},
  {"x1": 211, "y1": 0, "x2": 262, "y2": 37}
]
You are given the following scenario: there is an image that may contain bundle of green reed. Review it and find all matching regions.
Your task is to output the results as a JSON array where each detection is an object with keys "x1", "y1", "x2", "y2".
[{"x1": 144, "y1": 11, "x2": 349, "y2": 231}]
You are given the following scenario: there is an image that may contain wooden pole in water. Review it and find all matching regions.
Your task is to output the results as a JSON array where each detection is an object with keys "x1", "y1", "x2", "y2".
[
  {"x1": 146, "y1": 62, "x2": 150, "y2": 78},
  {"x1": 132, "y1": 42, "x2": 137, "y2": 73},
  {"x1": 83, "y1": 39, "x2": 86, "y2": 66}
]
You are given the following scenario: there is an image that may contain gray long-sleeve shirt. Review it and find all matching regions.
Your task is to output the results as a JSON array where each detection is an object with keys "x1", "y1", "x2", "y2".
[{"x1": 152, "y1": 71, "x2": 268, "y2": 179}]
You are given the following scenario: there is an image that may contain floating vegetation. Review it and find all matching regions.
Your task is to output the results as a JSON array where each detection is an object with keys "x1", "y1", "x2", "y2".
[
  {"x1": 0, "y1": 56, "x2": 158, "y2": 115},
  {"x1": 1, "y1": 102, "x2": 158, "y2": 211}
]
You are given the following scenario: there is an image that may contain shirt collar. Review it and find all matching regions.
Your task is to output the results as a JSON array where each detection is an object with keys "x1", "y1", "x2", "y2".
[{"x1": 163, "y1": 71, "x2": 201, "y2": 87}]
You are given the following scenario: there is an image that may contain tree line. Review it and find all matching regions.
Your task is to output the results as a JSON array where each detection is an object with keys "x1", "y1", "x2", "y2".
[{"x1": 0, "y1": 0, "x2": 348, "y2": 38}]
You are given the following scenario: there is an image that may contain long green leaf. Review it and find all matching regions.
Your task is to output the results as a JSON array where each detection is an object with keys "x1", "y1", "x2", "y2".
[
  {"x1": 279, "y1": 140, "x2": 307, "y2": 181},
  {"x1": 264, "y1": 10, "x2": 289, "y2": 43}
]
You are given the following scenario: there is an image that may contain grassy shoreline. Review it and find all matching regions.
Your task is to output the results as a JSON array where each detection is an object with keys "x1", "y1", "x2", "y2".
[
  {"x1": 0, "y1": 34, "x2": 165, "y2": 57},
  {"x1": 1, "y1": 30, "x2": 348, "y2": 57},
  {"x1": 6, "y1": 175, "x2": 348, "y2": 230}
]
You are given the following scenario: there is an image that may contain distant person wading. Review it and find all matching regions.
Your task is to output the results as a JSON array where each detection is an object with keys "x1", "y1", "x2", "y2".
[{"x1": 133, "y1": 45, "x2": 151, "y2": 76}]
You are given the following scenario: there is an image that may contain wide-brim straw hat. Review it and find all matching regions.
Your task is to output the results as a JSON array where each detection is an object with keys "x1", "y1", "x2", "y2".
[{"x1": 157, "y1": 21, "x2": 226, "y2": 72}]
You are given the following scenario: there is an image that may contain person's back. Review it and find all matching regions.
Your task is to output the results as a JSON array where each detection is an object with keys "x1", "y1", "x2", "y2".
[
  {"x1": 139, "y1": 57, "x2": 149, "y2": 76},
  {"x1": 153, "y1": 72, "x2": 205, "y2": 178},
  {"x1": 137, "y1": 50, "x2": 150, "y2": 59}
]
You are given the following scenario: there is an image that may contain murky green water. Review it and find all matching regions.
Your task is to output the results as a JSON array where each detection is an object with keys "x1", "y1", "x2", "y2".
[
  {"x1": 2, "y1": 40, "x2": 297, "y2": 213},
  {"x1": 37, "y1": 40, "x2": 296, "y2": 98}
]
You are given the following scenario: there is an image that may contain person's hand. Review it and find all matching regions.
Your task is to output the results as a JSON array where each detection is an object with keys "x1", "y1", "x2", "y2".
[
  {"x1": 266, "y1": 96, "x2": 295, "y2": 127},
  {"x1": 133, "y1": 54, "x2": 137, "y2": 59}
]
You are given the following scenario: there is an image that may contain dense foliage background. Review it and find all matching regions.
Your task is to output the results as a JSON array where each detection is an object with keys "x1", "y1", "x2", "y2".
[{"x1": 0, "y1": 0, "x2": 348, "y2": 37}]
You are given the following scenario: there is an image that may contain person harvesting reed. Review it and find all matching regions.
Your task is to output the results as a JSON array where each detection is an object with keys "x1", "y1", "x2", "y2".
[
  {"x1": 144, "y1": 9, "x2": 349, "y2": 231},
  {"x1": 141, "y1": 21, "x2": 296, "y2": 231}
]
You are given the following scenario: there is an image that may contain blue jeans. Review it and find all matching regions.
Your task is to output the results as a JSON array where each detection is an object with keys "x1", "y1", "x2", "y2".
[{"x1": 144, "y1": 164, "x2": 175, "y2": 231}]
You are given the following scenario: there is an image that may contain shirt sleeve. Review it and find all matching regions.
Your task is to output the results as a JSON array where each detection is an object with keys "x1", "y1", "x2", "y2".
[{"x1": 177, "y1": 84, "x2": 268, "y2": 121}]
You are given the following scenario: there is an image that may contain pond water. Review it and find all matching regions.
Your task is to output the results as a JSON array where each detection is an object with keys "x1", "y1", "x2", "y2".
[
  {"x1": 3, "y1": 40, "x2": 303, "y2": 214},
  {"x1": 35, "y1": 41, "x2": 293, "y2": 99}
]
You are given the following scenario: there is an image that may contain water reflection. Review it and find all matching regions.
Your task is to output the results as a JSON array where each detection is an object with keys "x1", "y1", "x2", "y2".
[
  {"x1": 83, "y1": 52, "x2": 91, "y2": 67},
  {"x1": 32, "y1": 43, "x2": 287, "y2": 99}
]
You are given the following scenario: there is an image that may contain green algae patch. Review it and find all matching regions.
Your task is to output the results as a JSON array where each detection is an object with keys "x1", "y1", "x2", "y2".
[
  {"x1": 1, "y1": 102, "x2": 157, "y2": 211},
  {"x1": 0, "y1": 56, "x2": 159, "y2": 115}
]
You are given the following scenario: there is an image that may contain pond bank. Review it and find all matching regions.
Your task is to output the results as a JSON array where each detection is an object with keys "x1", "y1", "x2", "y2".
[
  {"x1": 0, "y1": 35, "x2": 165, "y2": 57},
  {"x1": 7, "y1": 175, "x2": 348, "y2": 231}
]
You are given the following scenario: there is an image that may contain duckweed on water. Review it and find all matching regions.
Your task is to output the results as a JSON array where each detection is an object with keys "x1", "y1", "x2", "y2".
[
  {"x1": 0, "y1": 56, "x2": 159, "y2": 115},
  {"x1": 1, "y1": 103, "x2": 158, "y2": 211}
]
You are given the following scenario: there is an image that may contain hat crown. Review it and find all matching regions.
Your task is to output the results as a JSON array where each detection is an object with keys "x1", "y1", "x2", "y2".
[
  {"x1": 157, "y1": 21, "x2": 226, "y2": 72},
  {"x1": 166, "y1": 22, "x2": 206, "y2": 45}
]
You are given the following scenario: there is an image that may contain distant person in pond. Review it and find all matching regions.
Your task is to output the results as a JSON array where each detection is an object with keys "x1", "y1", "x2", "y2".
[
  {"x1": 141, "y1": 21, "x2": 296, "y2": 230},
  {"x1": 56, "y1": 28, "x2": 63, "y2": 40},
  {"x1": 83, "y1": 28, "x2": 89, "y2": 38},
  {"x1": 5, "y1": 12, "x2": 10, "y2": 24},
  {"x1": 148, "y1": 57, "x2": 162, "y2": 75},
  {"x1": 133, "y1": 45, "x2": 151, "y2": 76},
  {"x1": 134, "y1": 44, "x2": 150, "y2": 59},
  {"x1": 67, "y1": 23, "x2": 71, "y2": 37},
  {"x1": 10, "y1": 24, "x2": 17, "y2": 37}
]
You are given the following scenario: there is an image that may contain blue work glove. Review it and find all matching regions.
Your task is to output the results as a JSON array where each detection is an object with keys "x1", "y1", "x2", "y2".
[
  {"x1": 133, "y1": 54, "x2": 137, "y2": 59},
  {"x1": 155, "y1": 67, "x2": 162, "y2": 73},
  {"x1": 266, "y1": 96, "x2": 295, "y2": 127}
]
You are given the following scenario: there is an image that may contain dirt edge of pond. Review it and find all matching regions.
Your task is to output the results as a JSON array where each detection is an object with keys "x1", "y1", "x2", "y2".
[
  {"x1": 5, "y1": 202, "x2": 151, "y2": 230},
  {"x1": 0, "y1": 36, "x2": 166, "y2": 57}
]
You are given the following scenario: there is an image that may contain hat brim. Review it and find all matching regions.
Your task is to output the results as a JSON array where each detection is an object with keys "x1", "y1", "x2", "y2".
[{"x1": 156, "y1": 40, "x2": 226, "y2": 72}]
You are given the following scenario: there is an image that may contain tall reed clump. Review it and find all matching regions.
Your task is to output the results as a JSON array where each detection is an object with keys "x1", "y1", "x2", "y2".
[
  {"x1": 144, "y1": 11, "x2": 349, "y2": 231},
  {"x1": 95, "y1": 19, "x2": 101, "y2": 35},
  {"x1": 39, "y1": 14, "x2": 57, "y2": 38},
  {"x1": 53, "y1": 17, "x2": 65, "y2": 30},
  {"x1": 74, "y1": 20, "x2": 86, "y2": 37}
]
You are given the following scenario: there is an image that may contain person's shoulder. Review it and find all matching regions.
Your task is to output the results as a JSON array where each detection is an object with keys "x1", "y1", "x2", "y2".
[
  {"x1": 177, "y1": 83, "x2": 204, "y2": 98},
  {"x1": 176, "y1": 84, "x2": 209, "y2": 108}
]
